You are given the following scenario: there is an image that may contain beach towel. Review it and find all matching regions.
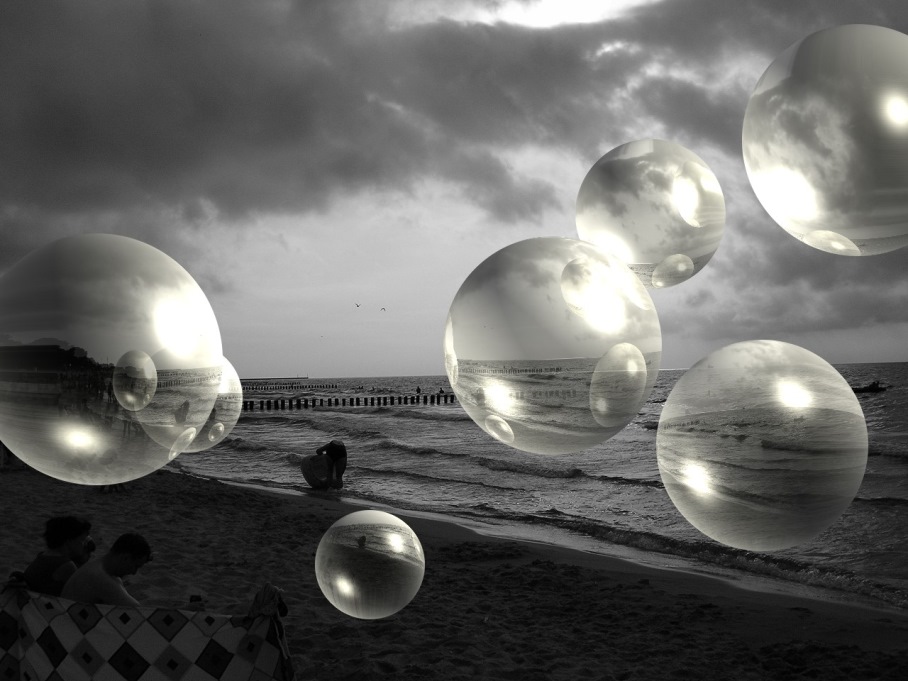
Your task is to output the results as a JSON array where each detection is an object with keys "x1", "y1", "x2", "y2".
[{"x1": 0, "y1": 588, "x2": 296, "y2": 681}]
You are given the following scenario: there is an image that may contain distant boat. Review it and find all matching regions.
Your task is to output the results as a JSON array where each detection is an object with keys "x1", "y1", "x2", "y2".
[{"x1": 853, "y1": 381, "x2": 887, "y2": 394}]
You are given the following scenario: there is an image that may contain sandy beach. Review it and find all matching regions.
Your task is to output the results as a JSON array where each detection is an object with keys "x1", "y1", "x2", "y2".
[{"x1": 2, "y1": 465, "x2": 907, "y2": 680}]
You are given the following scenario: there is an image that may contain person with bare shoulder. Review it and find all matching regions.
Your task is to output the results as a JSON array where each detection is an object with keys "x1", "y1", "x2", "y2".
[
  {"x1": 62, "y1": 533, "x2": 152, "y2": 607},
  {"x1": 23, "y1": 516, "x2": 95, "y2": 596}
]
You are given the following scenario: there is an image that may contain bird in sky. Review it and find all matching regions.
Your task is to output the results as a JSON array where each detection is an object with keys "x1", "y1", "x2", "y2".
[
  {"x1": 355, "y1": 303, "x2": 361, "y2": 307},
  {"x1": 381, "y1": 307, "x2": 386, "y2": 311}
]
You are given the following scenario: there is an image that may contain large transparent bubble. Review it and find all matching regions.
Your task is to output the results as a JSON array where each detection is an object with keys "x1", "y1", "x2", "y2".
[
  {"x1": 0, "y1": 234, "x2": 223, "y2": 485},
  {"x1": 575, "y1": 139, "x2": 725, "y2": 288},
  {"x1": 656, "y1": 340, "x2": 867, "y2": 551},
  {"x1": 743, "y1": 24, "x2": 908, "y2": 255},
  {"x1": 315, "y1": 510, "x2": 425, "y2": 620},
  {"x1": 182, "y1": 356, "x2": 243, "y2": 453},
  {"x1": 445, "y1": 237, "x2": 662, "y2": 455}
]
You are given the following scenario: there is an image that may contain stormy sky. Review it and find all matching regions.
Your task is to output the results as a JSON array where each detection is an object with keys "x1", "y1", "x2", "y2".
[{"x1": 1, "y1": 0, "x2": 907, "y2": 378}]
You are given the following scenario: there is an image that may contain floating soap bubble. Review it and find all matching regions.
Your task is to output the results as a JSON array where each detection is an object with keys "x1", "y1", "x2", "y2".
[
  {"x1": 656, "y1": 340, "x2": 867, "y2": 551},
  {"x1": 0, "y1": 233, "x2": 223, "y2": 485},
  {"x1": 134, "y1": 347, "x2": 221, "y2": 456},
  {"x1": 589, "y1": 343, "x2": 648, "y2": 429},
  {"x1": 182, "y1": 356, "x2": 243, "y2": 453},
  {"x1": 743, "y1": 24, "x2": 908, "y2": 255},
  {"x1": 168, "y1": 427, "x2": 198, "y2": 461},
  {"x1": 444, "y1": 237, "x2": 661, "y2": 455},
  {"x1": 575, "y1": 139, "x2": 725, "y2": 288},
  {"x1": 113, "y1": 350, "x2": 157, "y2": 411},
  {"x1": 651, "y1": 254, "x2": 695, "y2": 289},
  {"x1": 315, "y1": 510, "x2": 425, "y2": 620}
]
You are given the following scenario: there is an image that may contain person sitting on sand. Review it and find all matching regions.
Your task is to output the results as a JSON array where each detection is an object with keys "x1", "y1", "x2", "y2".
[
  {"x1": 62, "y1": 533, "x2": 152, "y2": 606},
  {"x1": 316, "y1": 439, "x2": 348, "y2": 489},
  {"x1": 23, "y1": 516, "x2": 95, "y2": 596}
]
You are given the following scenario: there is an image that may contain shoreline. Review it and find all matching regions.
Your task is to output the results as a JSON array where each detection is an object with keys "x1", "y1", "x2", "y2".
[
  {"x1": 219, "y1": 474, "x2": 908, "y2": 614},
  {"x1": 3, "y1": 466, "x2": 908, "y2": 679}
]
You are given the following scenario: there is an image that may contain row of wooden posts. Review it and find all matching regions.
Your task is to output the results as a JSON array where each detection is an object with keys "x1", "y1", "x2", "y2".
[
  {"x1": 241, "y1": 383, "x2": 339, "y2": 391},
  {"x1": 242, "y1": 393, "x2": 458, "y2": 411}
]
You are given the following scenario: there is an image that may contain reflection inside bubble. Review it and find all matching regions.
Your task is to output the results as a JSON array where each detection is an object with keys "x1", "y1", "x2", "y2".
[
  {"x1": 743, "y1": 24, "x2": 908, "y2": 255},
  {"x1": 0, "y1": 234, "x2": 223, "y2": 485},
  {"x1": 182, "y1": 356, "x2": 243, "y2": 453},
  {"x1": 315, "y1": 510, "x2": 425, "y2": 620},
  {"x1": 114, "y1": 350, "x2": 157, "y2": 411},
  {"x1": 651, "y1": 254, "x2": 695, "y2": 288},
  {"x1": 656, "y1": 340, "x2": 867, "y2": 551},
  {"x1": 445, "y1": 237, "x2": 661, "y2": 455},
  {"x1": 576, "y1": 138, "x2": 725, "y2": 288}
]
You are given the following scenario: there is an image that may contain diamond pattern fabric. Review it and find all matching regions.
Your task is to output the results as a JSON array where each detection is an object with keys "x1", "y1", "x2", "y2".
[{"x1": 0, "y1": 590, "x2": 295, "y2": 680}]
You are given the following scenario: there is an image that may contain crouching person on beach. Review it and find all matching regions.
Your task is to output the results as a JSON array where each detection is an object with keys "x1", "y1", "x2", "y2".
[
  {"x1": 62, "y1": 533, "x2": 152, "y2": 606},
  {"x1": 316, "y1": 439, "x2": 348, "y2": 489}
]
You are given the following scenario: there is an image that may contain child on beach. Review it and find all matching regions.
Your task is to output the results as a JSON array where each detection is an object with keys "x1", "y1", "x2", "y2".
[{"x1": 62, "y1": 533, "x2": 152, "y2": 607}]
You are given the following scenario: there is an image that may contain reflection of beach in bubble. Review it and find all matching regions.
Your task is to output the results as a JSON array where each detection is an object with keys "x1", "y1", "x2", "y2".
[
  {"x1": 657, "y1": 341, "x2": 867, "y2": 551},
  {"x1": 455, "y1": 356, "x2": 660, "y2": 455},
  {"x1": 589, "y1": 344, "x2": 648, "y2": 428},
  {"x1": 113, "y1": 350, "x2": 158, "y2": 411},
  {"x1": 181, "y1": 357, "x2": 243, "y2": 453},
  {"x1": 315, "y1": 510, "x2": 425, "y2": 620},
  {"x1": 0, "y1": 233, "x2": 224, "y2": 485},
  {"x1": 0, "y1": 400, "x2": 172, "y2": 485},
  {"x1": 445, "y1": 237, "x2": 662, "y2": 455},
  {"x1": 135, "y1": 367, "x2": 220, "y2": 451}
]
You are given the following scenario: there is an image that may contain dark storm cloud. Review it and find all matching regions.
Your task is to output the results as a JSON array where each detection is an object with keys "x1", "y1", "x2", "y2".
[
  {"x1": 0, "y1": 0, "x2": 620, "y2": 246},
  {"x1": 3, "y1": 0, "x2": 908, "y2": 358}
]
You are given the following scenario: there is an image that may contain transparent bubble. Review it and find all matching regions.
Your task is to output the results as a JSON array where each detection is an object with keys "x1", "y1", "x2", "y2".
[
  {"x1": 113, "y1": 350, "x2": 157, "y2": 411},
  {"x1": 445, "y1": 237, "x2": 661, "y2": 455},
  {"x1": 132, "y1": 348, "x2": 220, "y2": 455},
  {"x1": 182, "y1": 356, "x2": 243, "y2": 453},
  {"x1": 656, "y1": 340, "x2": 867, "y2": 551},
  {"x1": 484, "y1": 414, "x2": 515, "y2": 444},
  {"x1": 651, "y1": 254, "x2": 695, "y2": 288},
  {"x1": 0, "y1": 234, "x2": 223, "y2": 485},
  {"x1": 743, "y1": 24, "x2": 908, "y2": 255},
  {"x1": 575, "y1": 139, "x2": 725, "y2": 288},
  {"x1": 208, "y1": 423, "x2": 225, "y2": 442},
  {"x1": 168, "y1": 427, "x2": 198, "y2": 461},
  {"x1": 589, "y1": 343, "x2": 647, "y2": 429},
  {"x1": 315, "y1": 510, "x2": 425, "y2": 620}
]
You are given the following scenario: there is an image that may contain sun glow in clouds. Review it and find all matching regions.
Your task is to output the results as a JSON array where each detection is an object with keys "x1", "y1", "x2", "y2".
[{"x1": 776, "y1": 380, "x2": 813, "y2": 409}]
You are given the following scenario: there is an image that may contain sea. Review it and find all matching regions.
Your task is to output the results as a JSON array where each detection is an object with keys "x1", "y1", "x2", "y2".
[{"x1": 167, "y1": 362, "x2": 908, "y2": 610}]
